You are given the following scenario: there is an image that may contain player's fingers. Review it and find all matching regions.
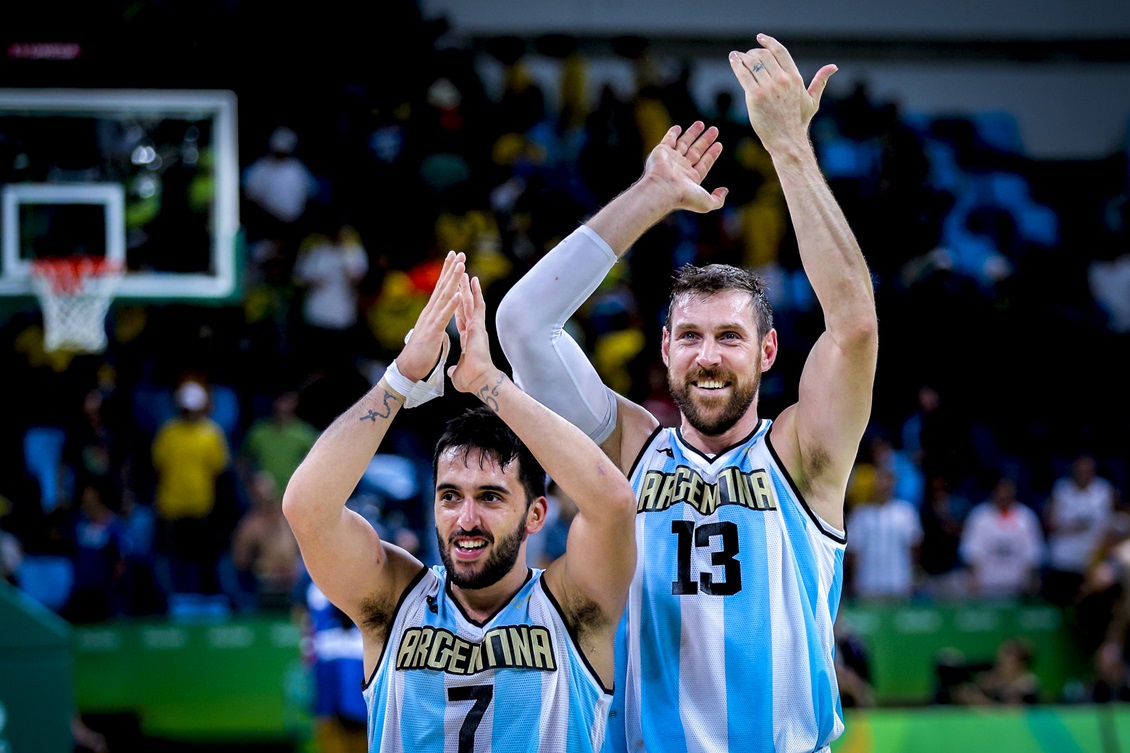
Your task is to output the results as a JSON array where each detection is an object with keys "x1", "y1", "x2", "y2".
[
  {"x1": 744, "y1": 49, "x2": 775, "y2": 83},
  {"x1": 453, "y1": 277, "x2": 470, "y2": 335},
  {"x1": 470, "y1": 276, "x2": 488, "y2": 327},
  {"x1": 453, "y1": 300, "x2": 466, "y2": 339},
  {"x1": 660, "y1": 124, "x2": 682, "y2": 150},
  {"x1": 756, "y1": 33, "x2": 800, "y2": 78},
  {"x1": 441, "y1": 252, "x2": 467, "y2": 291},
  {"x1": 694, "y1": 141, "x2": 724, "y2": 181},
  {"x1": 685, "y1": 125, "x2": 720, "y2": 166},
  {"x1": 728, "y1": 51, "x2": 759, "y2": 90},
  {"x1": 675, "y1": 121, "x2": 705, "y2": 155},
  {"x1": 424, "y1": 253, "x2": 465, "y2": 321},
  {"x1": 435, "y1": 250, "x2": 460, "y2": 287},
  {"x1": 752, "y1": 46, "x2": 786, "y2": 79},
  {"x1": 808, "y1": 64, "x2": 838, "y2": 107},
  {"x1": 419, "y1": 251, "x2": 453, "y2": 312},
  {"x1": 426, "y1": 251, "x2": 461, "y2": 301},
  {"x1": 436, "y1": 284, "x2": 461, "y2": 327},
  {"x1": 458, "y1": 272, "x2": 472, "y2": 316}
]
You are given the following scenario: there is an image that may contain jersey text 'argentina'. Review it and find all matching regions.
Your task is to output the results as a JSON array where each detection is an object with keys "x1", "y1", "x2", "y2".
[
  {"x1": 396, "y1": 625, "x2": 557, "y2": 675},
  {"x1": 637, "y1": 465, "x2": 779, "y2": 514}
]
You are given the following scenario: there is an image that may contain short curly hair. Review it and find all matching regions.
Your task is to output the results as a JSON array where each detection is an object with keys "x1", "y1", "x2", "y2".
[
  {"x1": 664, "y1": 264, "x2": 774, "y2": 339},
  {"x1": 432, "y1": 406, "x2": 546, "y2": 507}
]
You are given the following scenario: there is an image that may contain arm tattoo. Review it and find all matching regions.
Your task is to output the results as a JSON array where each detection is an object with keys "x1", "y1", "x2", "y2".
[
  {"x1": 476, "y1": 374, "x2": 505, "y2": 413},
  {"x1": 359, "y1": 390, "x2": 401, "y2": 422}
]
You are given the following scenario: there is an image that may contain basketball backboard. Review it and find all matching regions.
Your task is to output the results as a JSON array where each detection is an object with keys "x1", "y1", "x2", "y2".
[{"x1": 0, "y1": 89, "x2": 239, "y2": 300}]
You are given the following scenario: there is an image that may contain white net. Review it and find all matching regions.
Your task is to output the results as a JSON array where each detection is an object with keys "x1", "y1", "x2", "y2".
[{"x1": 30, "y1": 259, "x2": 123, "y2": 353}]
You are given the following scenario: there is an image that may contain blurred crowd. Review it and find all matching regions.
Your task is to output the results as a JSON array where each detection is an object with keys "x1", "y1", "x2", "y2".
[{"x1": 2, "y1": 5, "x2": 1130, "y2": 711}]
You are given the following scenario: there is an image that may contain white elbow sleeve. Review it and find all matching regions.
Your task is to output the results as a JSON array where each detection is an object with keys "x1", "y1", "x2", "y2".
[{"x1": 497, "y1": 226, "x2": 619, "y2": 444}]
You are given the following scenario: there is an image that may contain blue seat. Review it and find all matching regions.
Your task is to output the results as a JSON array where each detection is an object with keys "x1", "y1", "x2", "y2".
[
  {"x1": 971, "y1": 111, "x2": 1025, "y2": 155},
  {"x1": 23, "y1": 426, "x2": 67, "y2": 511},
  {"x1": 209, "y1": 383, "x2": 241, "y2": 441},
  {"x1": 16, "y1": 554, "x2": 74, "y2": 612},
  {"x1": 975, "y1": 172, "x2": 1060, "y2": 247},
  {"x1": 167, "y1": 592, "x2": 232, "y2": 622},
  {"x1": 818, "y1": 136, "x2": 881, "y2": 180}
]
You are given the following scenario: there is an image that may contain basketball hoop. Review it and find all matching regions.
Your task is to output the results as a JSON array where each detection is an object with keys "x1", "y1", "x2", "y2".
[{"x1": 29, "y1": 257, "x2": 123, "y2": 353}]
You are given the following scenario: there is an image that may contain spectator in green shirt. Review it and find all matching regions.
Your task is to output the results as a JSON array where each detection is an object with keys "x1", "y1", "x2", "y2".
[{"x1": 239, "y1": 389, "x2": 318, "y2": 496}]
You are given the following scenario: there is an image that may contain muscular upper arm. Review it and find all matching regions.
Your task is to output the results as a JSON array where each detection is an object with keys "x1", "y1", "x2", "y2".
[
  {"x1": 285, "y1": 494, "x2": 422, "y2": 634},
  {"x1": 542, "y1": 468, "x2": 637, "y2": 685},
  {"x1": 774, "y1": 323, "x2": 877, "y2": 527},
  {"x1": 537, "y1": 397, "x2": 643, "y2": 682}
]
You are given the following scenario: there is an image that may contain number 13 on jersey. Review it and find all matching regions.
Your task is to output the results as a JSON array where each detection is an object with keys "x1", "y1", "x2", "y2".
[{"x1": 671, "y1": 520, "x2": 742, "y2": 596}]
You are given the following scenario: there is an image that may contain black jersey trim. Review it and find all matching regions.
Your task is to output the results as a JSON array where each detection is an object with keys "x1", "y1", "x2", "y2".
[
  {"x1": 447, "y1": 567, "x2": 535, "y2": 628},
  {"x1": 539, "y1": 577, "x2": 615, "y2": 696},
  {"x1": 764, "y1": 432, "x2": 848, "y2": 545},
  {"x1": 674, "y1": 419, "x2": 764, "y2": 465},
  {"x1": 626, "y1": 425, "x2": 665, "y2": 479},
  {"x1": 363, "y1": 565, "x2": 430, "y2": 690}
]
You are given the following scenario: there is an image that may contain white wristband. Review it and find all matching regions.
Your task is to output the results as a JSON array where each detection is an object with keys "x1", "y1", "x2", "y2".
[
  {"x1": 384, "y1": 331, "x2": 450, "y2": 408},
  {"x1": 383, "y1": 360, "x2": 418, "y2": 402}
]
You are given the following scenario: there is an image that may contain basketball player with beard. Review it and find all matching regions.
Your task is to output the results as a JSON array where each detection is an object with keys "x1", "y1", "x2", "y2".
[
  {"x1": 284, "y1": 251, "x2": 636, "y2": 753},
  {"x1": 496, "y1": 35, "x2": 878, "y2": 752}
]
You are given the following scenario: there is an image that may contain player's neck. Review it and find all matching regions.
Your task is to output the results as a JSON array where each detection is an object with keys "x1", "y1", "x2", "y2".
[
  {"x1": 451, "y1": 566, "x2": 530, "y2": 623},
  {"x1": 678, "y1": 407, "x2": 762, "y2": 457}
]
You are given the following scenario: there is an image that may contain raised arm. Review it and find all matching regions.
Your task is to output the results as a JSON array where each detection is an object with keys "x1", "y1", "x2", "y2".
[
  {"x1": 451, "y1": 276, "x2": 637, "y2": 637},
  {"x1": 585, "y1": 121, "x2": 729, "y2": 252},
  {"x1": 730, "y1": 35, "x2": 878, "y2": 527},
  {"x1": 496, "y1": 122, "x2": 728, "y2": 470},
  {"x1": 282, "y1": 251, "x2": 465, "y2": 631}
]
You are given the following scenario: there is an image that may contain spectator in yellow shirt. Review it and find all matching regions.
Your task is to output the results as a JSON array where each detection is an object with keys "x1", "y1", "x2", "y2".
[{"x1": 152, "y1": 380, "x2": 231, "y2": 595}]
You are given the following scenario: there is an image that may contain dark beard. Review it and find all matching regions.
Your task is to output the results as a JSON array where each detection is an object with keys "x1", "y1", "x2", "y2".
[
  {"x1": 669, "y1": 368, "x2": 758, "y2": 436},
  {"x1": 436, "y1": 520, "x2": 528, "y2": 590}
]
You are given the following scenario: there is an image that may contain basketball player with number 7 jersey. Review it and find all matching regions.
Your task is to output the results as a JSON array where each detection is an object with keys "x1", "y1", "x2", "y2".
[
  {"x1": 284, "y1": 253, "x2": 637, "y2": 753},
  {"x1": 497, "y1": 35, "x2": 878, "y2": 752}
]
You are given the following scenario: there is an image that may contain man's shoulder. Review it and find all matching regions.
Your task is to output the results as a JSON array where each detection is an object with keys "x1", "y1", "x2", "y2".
[
  {"x1": 965, "y1": 503, "x2": 993, "y2": 524},
  {"x1": 890, "y1": 498, "x2": 920, "y2": 516},
  {"x1": 242, "y1": 419, "x2": 270, "y2": 441}
]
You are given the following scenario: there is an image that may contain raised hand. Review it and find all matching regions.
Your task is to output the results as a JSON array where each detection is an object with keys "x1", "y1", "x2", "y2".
[
  {"x1": 728, "y1": 33, "x2": 837, "y2": 153},
  {"x1": 395, "y1": 250, "x2": 465, "y2": 381},
  {"x1": 642, "y1": 121, "x2": 728, "y2": 213},
  {"x1": 447, "y1": 274, "x2": 503, "y2": 403}
]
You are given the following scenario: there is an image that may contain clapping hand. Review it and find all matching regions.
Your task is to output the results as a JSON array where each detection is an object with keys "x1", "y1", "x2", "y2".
[
  {"x1": 447, "y1": 274, "x2": 504, "y2": 405},
  {"x1": 642, "y1": 121, "x2": 728, "y2": 214},
  {"x1": 395, "y1": 250, "x2": 465, "y2": 382}
]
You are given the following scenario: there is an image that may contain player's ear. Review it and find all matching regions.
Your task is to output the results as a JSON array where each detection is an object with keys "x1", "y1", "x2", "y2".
[
  {"x1": 661, "y1": 327, "x2": 671, "y2": 367},
  {"x1": 762, "y1": 328, "x2": 778, "y2": 371},
  {"x1": 526, "y1": 496, "x2": 548, "y2": 534}
]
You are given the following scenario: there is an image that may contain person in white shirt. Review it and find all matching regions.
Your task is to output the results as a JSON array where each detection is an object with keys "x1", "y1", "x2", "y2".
[
  {"x1": 847, "y1": 466, "x2": 922, "y2": 600},
  {"x1": 292, "y1": 220, "x2": 370, "y2": 368},
  {"x1": 1043, "y1": 452, "x2": 1119, "y2": 604},
  {"x1": 242, "y1": 126, "x2": 320, "y2": 269},
  {"x1": 243, "y1": 126, "x2": 318, "y2": 227},
  {"x1": 961, "y1": 476, "x2": 1045, "y2": 599}
]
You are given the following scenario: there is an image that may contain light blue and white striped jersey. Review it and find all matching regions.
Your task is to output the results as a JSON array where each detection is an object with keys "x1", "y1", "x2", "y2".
[
  {"x1": 614, "y1": 420, "x2": 846, "y2": 753},
  {"x1": 364, "y1": 565, "x2": 613, "y2": 753}
]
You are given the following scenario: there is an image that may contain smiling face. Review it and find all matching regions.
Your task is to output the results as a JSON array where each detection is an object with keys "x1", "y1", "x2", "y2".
[
  {"x1": 663, "y1": 289, "x2": 776, "y2": 438},
  {"x1": 433, "y1": 446, "x2": 544, "y2": 590}
]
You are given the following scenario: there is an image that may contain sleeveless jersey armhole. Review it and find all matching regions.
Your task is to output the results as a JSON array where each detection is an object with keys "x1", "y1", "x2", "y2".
[
  {"x1": 362, "y1": 565, "x2": 430, "y2": 690},
  {"x1": 764, "y1": 432, "x2": 847, "y2": 546}
]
